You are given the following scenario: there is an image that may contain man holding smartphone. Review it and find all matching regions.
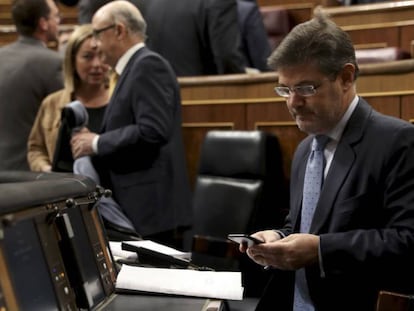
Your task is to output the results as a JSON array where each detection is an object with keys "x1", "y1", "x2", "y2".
[{"x1": 240, "y1": 12, "x2": 414, "y2": 311}]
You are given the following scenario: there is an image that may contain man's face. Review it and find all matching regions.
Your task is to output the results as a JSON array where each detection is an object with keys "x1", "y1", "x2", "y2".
[
  {"x1": 277, "y1": 63, "x2": 348, "y2": 135},
  {"x1": 91, "y1": 14, "x2": 118, "y2": 68},
  {"x1": 45, "y1": 0, "x2": 60, "y2": 42}
]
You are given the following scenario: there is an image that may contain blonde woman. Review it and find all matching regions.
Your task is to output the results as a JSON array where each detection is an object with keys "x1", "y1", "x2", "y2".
[{"x1": 28, "y1": 24, "x2": 110, "y2": 172}]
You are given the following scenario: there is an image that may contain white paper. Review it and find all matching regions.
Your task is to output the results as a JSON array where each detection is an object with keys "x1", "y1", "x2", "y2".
[
  {"x1": 116, "y1": 265, "x2": 244, "y2": 300},
  {"x1": 109, "y1": 241, "x2": 138, "y2": 260}
]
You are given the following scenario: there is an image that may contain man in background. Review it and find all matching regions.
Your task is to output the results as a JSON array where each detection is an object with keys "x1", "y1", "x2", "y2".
[
  {"x1": 71, "y1": 0, "x2": 192, "y2": 249},
  {"x1": 76, "y1": 0, "x2": 246, "y2": 76},
  {"x1": 138, "y1": 0, "x2": 246, "y2": 76},
  {"x1": 0, "y1": 0, "x2": 63, "y2": 170},
  {"x1": 237, "y1": 0, "x2": 272, "y2": 72}
]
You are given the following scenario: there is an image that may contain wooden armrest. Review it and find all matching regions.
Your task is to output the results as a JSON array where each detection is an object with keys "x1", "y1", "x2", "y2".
[{"x1": 377, "y1": 290, "x2": 414, "y2": 311}]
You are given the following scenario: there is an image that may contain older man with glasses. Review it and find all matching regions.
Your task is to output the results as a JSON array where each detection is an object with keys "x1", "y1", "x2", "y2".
[{"x1": 70, "y1": 0, "x2": 192, "y2": 250}]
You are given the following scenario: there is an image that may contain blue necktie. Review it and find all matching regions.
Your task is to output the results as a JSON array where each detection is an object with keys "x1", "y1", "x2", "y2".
[{"x1": 293, "y1": 135, "x2": 330, "y2": 311}]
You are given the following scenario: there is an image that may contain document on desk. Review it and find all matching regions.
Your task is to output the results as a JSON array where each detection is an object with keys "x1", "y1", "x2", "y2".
[
  {"x1": 109, "y1": 240, "x2": 191, "y2": 261},
  {"x1": 116, "y1": 265, "x2": 244, "y2": 300}
]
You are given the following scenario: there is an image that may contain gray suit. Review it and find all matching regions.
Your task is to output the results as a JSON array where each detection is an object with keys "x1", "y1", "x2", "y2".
[{"x1": 0, "y1": 37, "x2": 63, "y2": 170}]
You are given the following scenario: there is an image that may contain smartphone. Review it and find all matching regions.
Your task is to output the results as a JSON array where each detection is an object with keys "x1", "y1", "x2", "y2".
[{"x1": 227, "y1": 234, "x2": 264, "y2": 247}]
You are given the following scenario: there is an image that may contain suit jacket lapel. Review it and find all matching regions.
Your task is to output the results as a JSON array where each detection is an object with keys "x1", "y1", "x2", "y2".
[
  {"x1": 310, "y1": 142, "x2": 355, "y2": 232},
  {"x1": 291, "y1": 148, "x2": 310, "y2": 231},
  {"x1": 100, "y1": 48, "x2": 146, "y2": 132},
  {"x1": 309, "y1": 98, "x2": 372, "y2": 233}
]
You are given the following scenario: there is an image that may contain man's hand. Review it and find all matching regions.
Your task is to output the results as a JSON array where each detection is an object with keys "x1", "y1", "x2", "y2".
[
  {"x1": 41, "y1": 164, "x2": 52, "y2": 172},
  {"x1": 239, "y1": 230, "x2": 281, "y2": 253},
  {"x1": 246, "y1": 233, "x2": 320, "y2": 270},
  {"x1": 70, "y1": 128, "x2": 97, "y2": 159}
]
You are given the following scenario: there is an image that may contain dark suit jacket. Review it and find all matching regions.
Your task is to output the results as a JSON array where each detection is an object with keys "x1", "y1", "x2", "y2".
[
  {"x1": 78, "y1": 0, "x2": 246, "y2": 76},
  {"x1": 0, "y1": 36, "x2": 63, "y2": 170},
  {"x1": 237, "y1": 0, "x2": 271, "y2": 71},
  {"x1": 95, "y1": 46, "x2": 192, "y2": 236},
  {"x1": 257, "y1": 99, "x2": 414, "y2": 311},
  {"x1": 137, "y1": 0, "x2": 246, "y2": 76},
  {"x1": 78, "y1": 0, "x2": 143, "y2": 23}
]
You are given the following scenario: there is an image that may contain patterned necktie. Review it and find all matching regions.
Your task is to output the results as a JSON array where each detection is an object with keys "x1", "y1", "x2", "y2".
[
  {"x1": 300, "y1": 134, "x2": 330, "y2": 233},
  {"x1": 294, "y1": 135, "x2": 330, "y2": 311}
]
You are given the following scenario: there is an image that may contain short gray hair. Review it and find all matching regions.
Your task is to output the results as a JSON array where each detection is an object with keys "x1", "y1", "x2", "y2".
[{"x1": 268, "y1": 12, "x2": 359, "y2": 80}]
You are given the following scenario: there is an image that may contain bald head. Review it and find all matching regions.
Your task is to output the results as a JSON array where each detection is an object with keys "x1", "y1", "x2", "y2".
[
  {"x1": 93, "y1": 0, "x2": 147, "y2": 40},
  {"x1": 92, "y1": 0, "x2": 147, "y2": 67}
]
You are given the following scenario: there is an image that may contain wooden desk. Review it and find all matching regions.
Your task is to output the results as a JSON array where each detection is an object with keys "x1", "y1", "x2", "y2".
[
  {"x1": 318, "y1": 1, "x2": 414, "y2": 52},
  {"x1": 99, "y1": 294, "x2": 225, "y2": 311},
  {"x1": 0, "y1": 0, "x2": 78, "y2": 24}
]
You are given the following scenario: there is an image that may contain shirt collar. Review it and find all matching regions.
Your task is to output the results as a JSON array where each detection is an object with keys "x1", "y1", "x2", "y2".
[
  {"x1": 114, "y1": 42, "x2": 145, "y2": 75},
  {"x1": 18, "y1": 35, "x2": 47, "y2": 47},
  {"x1": 326, "y1": 95, "x2": 359, "y2": 143}
]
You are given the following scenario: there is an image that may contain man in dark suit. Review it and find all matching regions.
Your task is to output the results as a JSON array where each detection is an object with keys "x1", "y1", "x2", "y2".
[
  {"x1": 139, "y1": 0, "x2": 246, "y2": 76},
  {"x1": 71, "y1": 0, "x2": 192, "y2": 249},
  {"x1": 240, "y1": 12, "x2": 414, "y2": 311},
  {"x1": 0, "y1": 0, "x2": 63, "y2": 170},
  {"x1": 237, "y1": 0, "x2": 271, "y2": 72},
  {"x1": 76, "y1": 0, "x2": 246, "y2": 76}
]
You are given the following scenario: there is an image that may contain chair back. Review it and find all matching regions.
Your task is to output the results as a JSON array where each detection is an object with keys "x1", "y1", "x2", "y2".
[{"x1": 191, "y1": 130, "x2": 289, "y2": 297}]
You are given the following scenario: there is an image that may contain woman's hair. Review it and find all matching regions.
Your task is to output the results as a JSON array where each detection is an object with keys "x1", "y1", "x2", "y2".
[
  {"x1": 268, "y1": 11, "x2": 359, "y2": 80},
  {"x1": 63, "y1": 24, "x2": 97, "y2": 93}
]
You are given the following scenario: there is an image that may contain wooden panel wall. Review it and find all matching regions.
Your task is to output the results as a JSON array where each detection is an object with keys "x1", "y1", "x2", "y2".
[
  {"x1": 0, "y1": 1, "x2": 77, "y2": 25},
  {"x1": 179, "y1": 60, "x2": 414, "y2": 187},
  {"x1": 0, "y1": 1, "x2": 77, "y2": 48},
  {"x1": 319, "y1": 1, "x2": 414, "y2": 52}
]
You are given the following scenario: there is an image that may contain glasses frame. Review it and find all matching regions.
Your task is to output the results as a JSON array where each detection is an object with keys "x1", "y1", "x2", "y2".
[
  {"x1": 93, "y1": 24, "x2": 116, "y2": 39},
  {"x1": 274, "y1": 84, "x2": 322, "y2": 98}
]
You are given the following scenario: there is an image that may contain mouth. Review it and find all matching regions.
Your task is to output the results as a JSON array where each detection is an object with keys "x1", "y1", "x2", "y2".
[{"x1": 294, "y1": 112, "x2": 313, "y2": 121}]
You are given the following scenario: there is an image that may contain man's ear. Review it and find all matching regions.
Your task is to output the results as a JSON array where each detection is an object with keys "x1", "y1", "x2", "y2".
[
  {"x1": 340, "y1": 63, "x2": 356, "y2": 90},
  {"x1": 114, "y1": 23, "x2": 125, "y2": 40},
  {"x1": 38, "y1": 16, "x2": 49, "y2": 32}
]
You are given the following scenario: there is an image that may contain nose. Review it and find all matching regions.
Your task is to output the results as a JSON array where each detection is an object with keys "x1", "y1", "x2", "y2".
[
  {"x1": 91, "y1": 54, "x2": 105, "y2": 68},
  {"x1": 91, "y1": 36, "x2": 101, "y2": 47},
  {"x1": 286, "y1": 92, "x2": 305, "y2": 109}
]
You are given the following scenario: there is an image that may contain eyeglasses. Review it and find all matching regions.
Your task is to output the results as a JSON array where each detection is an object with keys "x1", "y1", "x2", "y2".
[
  {"x1": 274, "y1": 84, "x2": 322, "y2": 98},
  {"x1": 93, "y1": 24, "x2": 116, "y2": 39}
]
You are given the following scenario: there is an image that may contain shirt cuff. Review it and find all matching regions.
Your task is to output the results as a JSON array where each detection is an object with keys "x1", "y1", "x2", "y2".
[
  {"x1": 92, "y1": 135, "x2": 99, "y2": 154},
  {"x1": 318, "y1": 237, "x2": 326, "y2": 278}
]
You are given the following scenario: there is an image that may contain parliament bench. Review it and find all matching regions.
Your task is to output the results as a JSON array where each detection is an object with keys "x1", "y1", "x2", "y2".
[
  {"x1": 318, "y1": 1, "x2": 414, "y2": 54},
  {"x1": 178, "y1": 59, "x2": 414, "y2": 186},
  {"x1": 0, "y1": 24, "x2": 76, "y2": 48},
  {"x1": 0, "y1": 0, "x2": 78, "y2": 25}
]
